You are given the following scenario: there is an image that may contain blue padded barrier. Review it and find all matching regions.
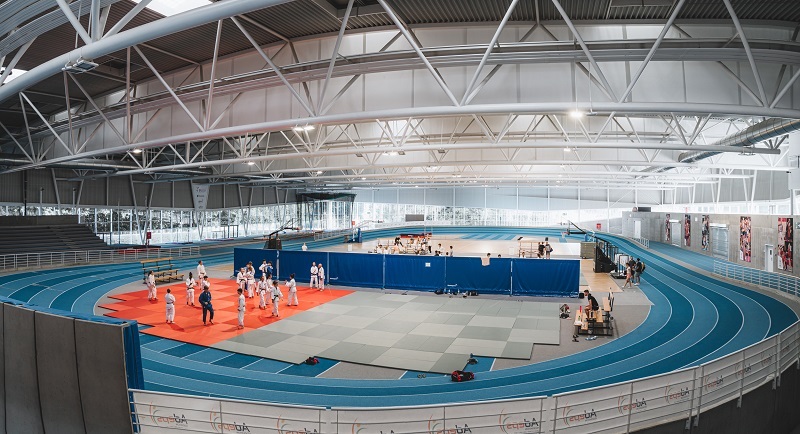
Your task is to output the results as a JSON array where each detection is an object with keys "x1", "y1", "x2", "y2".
[
  {"x1": 328, "y1": 252, "x2": 384, "y2": 288},
  {"x1": 235, "y1": 248, "x2": 579, "y2": 296},
  {"x1": 511, "y1": 258, "x2": 580, "y2": 297},
  {"x1": 445, "y1": 257, "x2": 512, "y2": 294},
  {"x1": 385, "y1": 255, "x2": 446, "y2": 292},
  {"x1": 277, "y1": 250, "x2": 327, "y2": 282}
]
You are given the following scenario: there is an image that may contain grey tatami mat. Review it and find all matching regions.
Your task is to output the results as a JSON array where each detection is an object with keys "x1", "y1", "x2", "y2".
[{"x1": 219, "y1": 291, "x2": 561, "y2": 373}]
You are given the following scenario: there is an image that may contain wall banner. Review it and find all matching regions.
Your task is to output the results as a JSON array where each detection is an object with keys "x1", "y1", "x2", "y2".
[
  {"x1": 665, "y1": 214, "x2": 671, "y2": 243},
  {"x1": 701, "y1": 215, "x2": 710, "y2": 251},
  {"x1": 192, "y1": 184, "x2": 210, "y2": 211},
  {"x1": 778, "y1": 217, "x2": 793, "y2": 272},
  {"x1": 683, "y1": 214, "x2": 691, "y2": 247},
  {"x1": 740, "y1": 216, "x2": 752, "y2": 262}
]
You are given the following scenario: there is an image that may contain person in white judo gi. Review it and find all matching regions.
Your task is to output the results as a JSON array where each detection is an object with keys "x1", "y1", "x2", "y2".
[
  {"x1": 310, "y1": 262, "x2": 318, "y2": 289},
  {"x1": 286, "y1": 273, "x2": 298, "y2": 306},
  {"x1": 196, "y1": 260, "x2": 206, "y2": 280},
  {"x1": 259, "y1": 260, "x2": 269, "y2": 277},
  {"x1": 270, "y1": 280, "x2": 282, "y2": 317},
  {"x1": 236, "y1": 267, "x2": 247, "y2": 292},
  {"x1": 165, "y1": 288, "x2": 176, "y2": 323},
  {"x1": 246, "y1": 264, "x2": 256, "y2": 298},
  {"x1": 185, "y1": 272, "x2": 196, "y2": 306},
  {"x1": 257, "y1": 274, "x2": 270, "y2": 309},
  {"x1": 146, "y1": 270, "x2": 157, "y2": 301},
  {"x1": 317, "y1": 263, "x2": 325, "y2": 291},
  {"x1": 236, "y1": 288, "x2": 246, "y2": 329}
]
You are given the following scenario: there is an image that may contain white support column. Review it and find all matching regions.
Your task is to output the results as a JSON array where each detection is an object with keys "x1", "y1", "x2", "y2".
[
  {"x1": 104, "y1": 0, "x2": 154, "y2": 39},
  {"x1": 55, "y1": 0, "x2": 92, "y2": 46},
  {"x1": 205, "y1": 20, "x2": 224, "y2": 130},
  {"x1": 319, "y1": 0, "x2": 355, "y2": 113}
]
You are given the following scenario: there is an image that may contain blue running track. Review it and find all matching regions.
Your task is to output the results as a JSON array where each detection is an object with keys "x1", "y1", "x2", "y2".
[{"x1": 0, "y1": 227, "x2": 795, "y2": 407}]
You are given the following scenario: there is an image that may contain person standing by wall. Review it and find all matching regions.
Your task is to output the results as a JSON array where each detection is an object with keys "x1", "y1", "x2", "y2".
[
  {"x1": 236, "y1": 267, "x2": 247, "y2": 293},
  {"x1": 199, "y1": 276, "x2": 214, "y2": 325},
  {"x1": 246, "y1": 263, "x2": 256, "y2": 299},
  {"x1": 259, "y1": 259, "x2": 268, "y2": 278},
  {"x1": 317, "y1": 263, "x2": 325, "y2": 291},
  {"x1": 236, "y1": 288, "x2": 245, "y2": 330},
  {"x1": 165, "y1": 288, "x2": 175, "y2": 324},
  {"x1": 310, "y1": 262, "x2": 318, "y2": 289},
  {"x1": 286, "y1": 273, "x2": 298, "y2": 306}
]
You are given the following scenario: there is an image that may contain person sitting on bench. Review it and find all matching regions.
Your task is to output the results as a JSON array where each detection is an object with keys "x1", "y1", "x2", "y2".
[{"x1": 584, "y1": 289, "x2": 599, "y2": 316}]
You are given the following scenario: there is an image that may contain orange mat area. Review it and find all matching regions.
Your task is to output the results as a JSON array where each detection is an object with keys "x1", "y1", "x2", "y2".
[{"x1": 100, "y1": 278, "x2": 353, "y2": 346}]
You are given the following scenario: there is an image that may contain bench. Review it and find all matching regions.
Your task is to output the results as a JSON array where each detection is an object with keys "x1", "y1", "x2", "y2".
[
  {"x1": 576, "y1": 305, "x2": 613, "y2": 337},
  {"x1": 141, "y1": 257, "x2": 184, "y2": 284}
]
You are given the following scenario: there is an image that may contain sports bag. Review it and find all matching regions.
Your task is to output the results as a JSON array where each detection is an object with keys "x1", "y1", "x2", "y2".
[
  {"x1": 305, "y1": 357, "x2": 319, "y2": 365},
  {"x1": 451, "y1": 370, "x2": 475, "y2": 382}
]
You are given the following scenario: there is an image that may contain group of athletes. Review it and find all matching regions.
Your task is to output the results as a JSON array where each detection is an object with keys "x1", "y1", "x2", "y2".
[{"x1": 145, "y1": 258, "x2": 327, "y2": 330}]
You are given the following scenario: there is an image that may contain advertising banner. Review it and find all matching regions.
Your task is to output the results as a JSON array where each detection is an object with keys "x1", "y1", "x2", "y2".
[
  {"x1": 684, "y1": 214, "x2": 691, "y2": 247},
  {"x1": 133, "y1": 391, "x2": 219, "y2": 433},
  {"x1": 628, "y1": 369, "x2": 695, "y2": 432},
  {"x1": 442, "y1": 398, "x2": 545, "y2": 434},
  {"x1": 554, "y1": 383, "x2": 630, "y2": 434},
  {"x1": 778, "y1": 217, "x2": 793, "y2": 271},
  {"x1": 218, "y1": 400, "x2": 322, "y2": 434},
  {"x1": 698, "y1": 355, "x2": 739, "y2": 411},
  {"x1": 740, "y1": 216, "x2": 752, "y2": 262},
  {"x1": 192, "y1": 184, "x2": 210, "y2": 211},
  {"x1": 665, "y1": 214, "x2": 671, "y2": 243},
  {"x1": 334, "y1": 406, "x2": 445, "y2": 434},
  {"x1": 701, "y1": 215, "x2": 710, "y2": 251}
]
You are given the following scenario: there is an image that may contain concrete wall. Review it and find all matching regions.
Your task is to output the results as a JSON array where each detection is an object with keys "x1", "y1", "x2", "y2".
[
  {"x1": 622, "y1": 212, "x2": 799, "y2": 277},
  {"x1": 0, "y1": 302, "x2": 134, "y2": 434}
]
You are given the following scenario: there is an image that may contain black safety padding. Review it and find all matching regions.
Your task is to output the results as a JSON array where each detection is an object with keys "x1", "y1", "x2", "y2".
[
  {"x1": 4, "y1": 304, "x2": 43, "y2": 434},
  {"x1": 0, "y1": 303, "x2": 5, "y2": 434},
  {"x1": 75, "y1": 319, "x2": 133, "y2": 434},
  {"x1": 35, "y1": 311, "x2": 85, "y2": 434}
]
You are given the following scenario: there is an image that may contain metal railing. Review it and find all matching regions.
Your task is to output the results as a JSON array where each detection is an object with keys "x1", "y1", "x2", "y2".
[
  {"x1": 0, "y1": 246, "x2": 200, "y2": 272},
  {"x1": 314, "y1": 227, "x2": 352, "y2": 242},
  {"x1": 130, "y1": 320, "x2": 800, "y2": 433},
  {"x1": 713, "y1": 260, "x2": 800, "y2": 298},
  {"x1": 632, "y1": 237, "x2": 650, "y2": 249}
]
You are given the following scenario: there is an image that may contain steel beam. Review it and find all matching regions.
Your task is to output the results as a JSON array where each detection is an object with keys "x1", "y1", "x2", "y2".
[
  {"x1": 133, "y1": 45, "x2": 205, "y2": 132},
  {"x1": 55, "y1": 0, "x2": 92, "y2": 46},
  {"x1": 618, "y1": 0, "x2": 685, "y2": 103},
  {"x1": 551, "y1": 0, "x2": 617, "y2": 101},
  {"x1": 377, "y1": 0, "x2": 460, "y2": 106},
  {"x1": 104, "y1": 0, "x2": 154, "y2": 39},
  {"x1": 722, "y1": 0, "x2": 768, "y2": 106},
  {"x1": 231, "y1": 16, "x2": 316, "y2": 116},
  {"x1": 318, "y1": 0, "x2": 355, "y2": 114},
  {"x1": 0, "y1": 37, "x2": 35, "y2": 86},
  {"x1": 461, "y1": 0, "x2": 520, "y2": 105},
  {"x1": 205, "y1": 20, "x2": 224, "y2": 130}
]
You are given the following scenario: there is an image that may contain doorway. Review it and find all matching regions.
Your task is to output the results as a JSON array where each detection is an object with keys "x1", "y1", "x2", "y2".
[
  {"x1": 765, "y1": 244, "x2": 774, "y2": 272},
  {"x1": 634, "y1": 220, "x2": 642, "y2": 239},
  {"x1": 670, "y1": 222, "x2": 681, "y2": 247}
]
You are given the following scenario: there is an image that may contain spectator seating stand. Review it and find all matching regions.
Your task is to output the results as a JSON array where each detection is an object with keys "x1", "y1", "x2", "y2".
[{"x1": 141, "y1": 257, "x2": 183, "y2": 284}]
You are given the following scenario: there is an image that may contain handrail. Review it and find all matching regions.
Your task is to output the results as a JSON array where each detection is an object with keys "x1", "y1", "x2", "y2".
[
  {"x1": 632, "y1": 237, "x2": 650, "y2": 248},
  {"x1": 0, "y1": 246, "x2": 200, "y2": 272},
  {"x1": 127, "y1": 250, "x2": 800, "y2": 433}
]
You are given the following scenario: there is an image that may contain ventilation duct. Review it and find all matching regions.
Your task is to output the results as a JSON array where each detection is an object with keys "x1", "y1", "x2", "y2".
[{"x1": 678, "y1": 118, "x2": 800, "y2": 164}]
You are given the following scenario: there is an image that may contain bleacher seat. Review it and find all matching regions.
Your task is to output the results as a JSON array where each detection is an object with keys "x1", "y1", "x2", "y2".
[{"x1": 0, "y1": 224, "x2": 109, "y2": 255}]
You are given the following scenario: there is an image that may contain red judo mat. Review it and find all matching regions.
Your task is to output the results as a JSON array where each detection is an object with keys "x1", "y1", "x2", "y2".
[{"x1": 100, "y1": 278, "x2": 353, "y2": 346}]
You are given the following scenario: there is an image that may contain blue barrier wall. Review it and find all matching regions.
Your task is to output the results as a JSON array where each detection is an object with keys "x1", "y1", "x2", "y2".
[
  {"x1": 234, "y1": 248, "x2": 579, "y2": 297},
  {"x1": 446, "y1": 257, "x2": 513, "y2": 294},
  {"x1": 385, "y1": 255, "x2": 446, "y2": 291},
  {"x1": 328, "y1": 252, "x2": 384, "y2": 288},
  {"x1": 511, "y1": 258, "x2": 580, "y2": 297}
]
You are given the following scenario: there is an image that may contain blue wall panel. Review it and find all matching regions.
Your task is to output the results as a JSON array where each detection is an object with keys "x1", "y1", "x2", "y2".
[
  {"x1": 277, "y1": 250, "x2": 327, "y2": 283},
  {"x1": 385, "y1": 255, "x2": 446, "y2": 292},
  {"x1": 511, "y1": 259, "x2": 580, "y2": 297},
  {"x1": 328, "y1": 252, "x2": 384, "y2": 288},
  {"x1": 446, "y1": 257, "x2": 512, "y2": 294}
]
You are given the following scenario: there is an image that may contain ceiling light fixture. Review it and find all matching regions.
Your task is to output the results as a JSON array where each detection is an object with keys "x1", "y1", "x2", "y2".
[
  {"x1": 316, "y1": 170, "x2": 323, "y2": 174},
  {"x1": 247, "y1": 161, "x2": 255, "y2": 166},
  {"x1": 132, "y1": 148, "x2": 142, "y2": 154},
  {"x1": 569, "y1": 110, "x2": 584, "y2": 118}
]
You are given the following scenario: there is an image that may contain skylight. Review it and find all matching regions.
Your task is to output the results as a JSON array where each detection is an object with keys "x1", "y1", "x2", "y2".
[
  {"x1": 133, "y1": 0, "x2": 211, "y2": 17},
  {"x1": 3, "y1": 69, "x2": 27, "y2": 83}
]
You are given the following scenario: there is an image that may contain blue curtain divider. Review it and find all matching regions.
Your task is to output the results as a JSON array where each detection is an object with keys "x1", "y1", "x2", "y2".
[
  {"x1": 445, "y1": 257, "x2": 512, "y2": 294},
  {"x1": 384, "y1": 255, "x2": 446, "y2": 292},
  {"x1": 233, "y1": 248, "x2": 278, "y2": 278},
  {"x1": 233, "y1": 248, "x2": 579, "y2": 297},
  {"x1": 328, "y1": 252, "x2": 384, "y2": 288},
  {"x1": 511, "y1": 258, "x2": 580, "y2": 297}
]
